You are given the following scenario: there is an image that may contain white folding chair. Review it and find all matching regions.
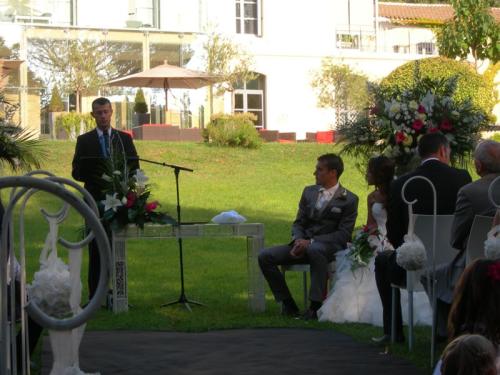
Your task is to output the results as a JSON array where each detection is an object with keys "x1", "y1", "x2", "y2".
[
  {"x1": 391, "y1": 214, "x2": 457, "y2": 351},
  {"x1": 465, "y1": 215, "x2": 494, "y2": 265},
  {"x1": 281, "y1": 261, "x2": 335, "y2": 309}
]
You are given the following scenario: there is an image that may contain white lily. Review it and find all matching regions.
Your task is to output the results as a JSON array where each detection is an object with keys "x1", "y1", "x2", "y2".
[
  {"x1": 421, "y1": 91, "x2": 435, "y2": 113},
  {"x1": 101, "y1": 173, "x2": 112, "y2": 182},
  {"x1": 134, "y1": 169, "x2": 149, "y2": 189},
  {"x1": 102, "y1": 193, "x2": 123, "y2": 212}
]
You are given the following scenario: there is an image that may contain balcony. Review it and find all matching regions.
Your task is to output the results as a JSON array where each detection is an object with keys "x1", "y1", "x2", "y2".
[{"x1": 335, "y1": 26, "x2": 438, "y2": 56}]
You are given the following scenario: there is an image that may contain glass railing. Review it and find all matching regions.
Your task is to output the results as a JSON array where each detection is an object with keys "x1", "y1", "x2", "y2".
[{"x1": 335, "y1": 28, "x2": 438, "y2": 56}]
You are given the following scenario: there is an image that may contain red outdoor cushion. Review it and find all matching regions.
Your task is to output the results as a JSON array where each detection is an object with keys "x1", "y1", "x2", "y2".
[{"x1": 316, "y1": 130, "x2": 335, "y2": 143}]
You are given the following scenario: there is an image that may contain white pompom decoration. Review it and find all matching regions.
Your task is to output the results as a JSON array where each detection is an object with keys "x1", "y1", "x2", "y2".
[
  {"x1": 396, "y1": 233, "x2": 427, "y2": 271},
  {"x1": 484, "y1": 225, "x2": 500, "y2": 260},
  {"x1": 28, "y1": 256, "x2": 72, "y2": 318}
]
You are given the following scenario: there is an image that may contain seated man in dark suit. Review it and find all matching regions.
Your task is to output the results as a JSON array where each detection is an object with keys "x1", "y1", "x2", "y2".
[
  {"x1": 258, "y1": 153, "x2": 358, "y2": 319},
  {"x1": 72, "y1": 97, "x2": 139, "y2": 300},
  {"x1": 431, "y1": 140, "x2": 500, "y2": 321},
  {"x1": 373, "y1": 133, "x2": 471, "y2": 342}
]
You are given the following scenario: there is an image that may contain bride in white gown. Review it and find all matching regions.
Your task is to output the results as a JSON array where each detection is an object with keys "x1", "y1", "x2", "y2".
[{"x1": 318, "y1": 156, "x2": 432, "y2": 326}]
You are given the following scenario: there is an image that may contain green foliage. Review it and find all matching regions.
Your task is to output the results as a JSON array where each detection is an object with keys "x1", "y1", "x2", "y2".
[
  {"x1": 491, "y1": 133, "x2": 500, "y2": 142},
  {"x1": 436, "y1": 0, "x2": 500, "y2": 68},
  {"x1": 311, "y1": 60, "x2": 370, "y2": 125},
  {"x1": 29, "y1": 38, "x2": 138, "y2": 112},
  {"x1": 380, "y1": 57, "x2": 496, "y2": 123},
  {"x1": 48, "y1": 86, "x2": 64, "y2": 112},
  {"x1": 133, "y1": 88, "x2": 148, "y2": 114},
  {"x1": 55, "y1": 112, "x2": 94, "y2": 139},
  {"x1": 0, "y1": 90, "x2": 46, "y2": 171},
  {"x1": 202, "y1": 29, "x2": 257, "y2": 115},
  {"x1": 204, "y1": 112, "x2": 262, "y2": 148}
]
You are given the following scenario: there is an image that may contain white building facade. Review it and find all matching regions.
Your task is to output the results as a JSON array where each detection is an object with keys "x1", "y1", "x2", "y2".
[{"x1": 0, "y1": 0, "x2": 460, "y2": 138}]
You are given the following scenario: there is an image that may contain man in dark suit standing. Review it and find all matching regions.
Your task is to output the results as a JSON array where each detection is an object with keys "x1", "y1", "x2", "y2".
[
  {"x1": 72, "y1": 97, "x2": 139, "y2": 300},
  {"x1": 373, "y1": 133, "x2": 471, "y2": 342},
  {"x1": 259, "y1": 153, "x2": 358, "y2": 320}
]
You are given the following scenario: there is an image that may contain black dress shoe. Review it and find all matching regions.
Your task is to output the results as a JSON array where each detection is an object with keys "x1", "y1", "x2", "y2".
[{"x1": 301, "y1": 309, "x2": 318, "y2": 321}]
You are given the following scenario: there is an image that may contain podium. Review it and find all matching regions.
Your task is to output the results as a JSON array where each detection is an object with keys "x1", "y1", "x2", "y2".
[{"x1": 111, "y1": 223, "x2": 266, "y2": 313}]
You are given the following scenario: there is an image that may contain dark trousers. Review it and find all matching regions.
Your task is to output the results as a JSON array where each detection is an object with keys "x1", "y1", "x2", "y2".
[
  {"x1": 375, "y1": 250, "x2": 406, "y2": 338},
  {"x1": 87, "y1": 224, "x2": 111, "y2": 301},
  {"x1": 258, "y1": 241, "x2": 332, "y2": 303},
  {"x1": 8, "y1": 281, "x2": 44, "y2": 366}
]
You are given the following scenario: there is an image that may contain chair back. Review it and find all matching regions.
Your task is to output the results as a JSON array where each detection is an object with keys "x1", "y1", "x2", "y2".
[
  {"x1": 413, "y1": 214, "x2": 457, "y2": 267},
  {"x1": 465, "y1": 215, "x2": 494, "y2": 265}
]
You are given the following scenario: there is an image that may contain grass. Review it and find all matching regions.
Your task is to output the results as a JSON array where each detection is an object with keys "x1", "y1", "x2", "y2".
[{"x1": 13, "y1": 140, "x2": 464, "y2": 372}]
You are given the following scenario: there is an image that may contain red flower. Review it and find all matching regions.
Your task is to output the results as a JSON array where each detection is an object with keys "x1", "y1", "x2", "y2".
[
  {"x1": 369, "y1": 106, "x2": 379, "y2": 115},
  {"x1": 412, "y1": 119, "x2": 424, "y2": 131},
  {"x1": 145, "y1": 201, "x2": 159, "y2": 212},
  {"x1": 487, "y1": 263, "x2": 500, "y2": 282},
  {"x1": 395, "y1": 131, "x2": 406, "y2": 144},
  {"x1": 417, "y1": 105, "x2": 426, "y2": 114},
  {"x1": 440, "y1": 118, "x2": 453, "y2": 131},
  {"x1": 428, "y1": 127, "x2": 439, "y2": 134},
  {"x1": 125, "y1": 191, "x2": 137, "y2": 208}
]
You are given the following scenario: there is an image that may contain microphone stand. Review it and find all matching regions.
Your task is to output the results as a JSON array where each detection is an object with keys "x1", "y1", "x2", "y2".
[{"x1": 138, "y1": 158, "x2": 204, "y2": 311}]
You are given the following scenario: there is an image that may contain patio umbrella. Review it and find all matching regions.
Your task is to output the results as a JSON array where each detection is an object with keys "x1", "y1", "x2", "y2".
[{"x1": 106, "y1": 61, "x2": 218, "y2": 110}]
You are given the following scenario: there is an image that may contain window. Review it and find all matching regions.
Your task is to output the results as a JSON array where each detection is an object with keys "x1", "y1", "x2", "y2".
[
  {"x1": 416, "y1": 42, "x2": 436, "y2": 55},
  {"x1": 235, "y1": 0, "x2": 260, "y2": 35},
  {"x1": 234, "y1": 75, "x2": 265, "y2": 129}
]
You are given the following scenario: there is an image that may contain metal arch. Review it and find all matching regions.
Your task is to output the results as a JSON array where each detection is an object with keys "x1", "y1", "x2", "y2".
[
  {"x1": 488, "y1": 175, "x2": 500, "y2": 210},
  {"x1": 45, "y1": 176, "x2": 99, "y2": 249},
  {"x1": 400, "y1": 175, "x2": 438, "y2": 367},
  {"x1": 1, "y1": 176, "x2": 110, "y2": 375}
]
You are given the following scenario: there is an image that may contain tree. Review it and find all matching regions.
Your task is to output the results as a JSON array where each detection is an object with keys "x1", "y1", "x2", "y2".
[
  {"x1": 436, "y1": 0, "x2": 500, "y2": 70},
  {"x1": 133, "y1": 88, "x2": 148, "y2": 114},
  {"x1": 48, "y1": 85, "x2": 64, "y2": 112},
  {"x1": 311, "y1": 59, "x2": 370, "y2": 126},
  {"x1": 29, "y1": 38, "x2": 137, "y2": 112},
  {"x1": 201, "y1": 30, "x2": 256, "y2": 116}
]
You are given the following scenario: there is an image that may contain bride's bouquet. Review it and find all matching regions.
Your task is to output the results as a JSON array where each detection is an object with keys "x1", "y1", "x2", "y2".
[{"x1": 347, "y1": 225, "x2": 390, "y2": 271}]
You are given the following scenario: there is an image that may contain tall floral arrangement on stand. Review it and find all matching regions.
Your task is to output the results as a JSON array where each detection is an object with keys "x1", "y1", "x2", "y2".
[
  {"x1": 100, "y1": 167, "x2": 175, "y2": 230},
  {"x1": 98, "y1": 154, "x2": 175, "y2": 230},
  {"x1": 337, "y1": 73, "x2": 489, "y2": 175}
]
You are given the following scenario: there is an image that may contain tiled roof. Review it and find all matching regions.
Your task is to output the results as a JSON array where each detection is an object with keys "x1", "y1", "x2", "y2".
[{"x1": 379, "y1": 2, "x2": 500, "y2": 23}]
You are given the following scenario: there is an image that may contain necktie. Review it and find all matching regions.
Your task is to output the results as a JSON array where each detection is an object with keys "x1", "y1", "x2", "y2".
[
  {"x1": 315, "y1": 189, "x2": 328, "y2": 210},
  {"x1": 103, "y1": 131, "x2": 110, "y2": 158}
]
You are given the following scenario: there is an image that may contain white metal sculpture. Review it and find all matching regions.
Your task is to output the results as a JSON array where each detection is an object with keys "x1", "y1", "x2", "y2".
[{"x1": 0, "y1": 173, "x2": 110, "y2": 375}]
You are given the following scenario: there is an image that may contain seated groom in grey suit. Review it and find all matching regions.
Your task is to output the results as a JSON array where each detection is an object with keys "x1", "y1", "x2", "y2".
[{"x1": 258, "y1": 153, "x2": 358, "y2": 320}]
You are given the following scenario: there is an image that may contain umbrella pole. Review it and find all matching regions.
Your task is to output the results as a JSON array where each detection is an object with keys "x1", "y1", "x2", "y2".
[{"x1": 164, "y1": 87, "x2": 169, "y2": 124}]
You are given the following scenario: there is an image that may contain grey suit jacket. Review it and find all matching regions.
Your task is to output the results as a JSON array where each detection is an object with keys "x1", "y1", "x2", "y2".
[
  {"x1": 435, "y1": 173, "x2": 499, "y2": 304},
  {"x1": 451, "y1": 173, "x2": 499, "y2": 251},
  {"x1": 291, "y1": 184, "x2": 358, "y2": 255}
]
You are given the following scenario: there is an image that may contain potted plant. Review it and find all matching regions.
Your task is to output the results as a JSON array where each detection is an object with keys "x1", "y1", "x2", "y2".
[
  {"x1": 133, "y1": 88, "x2": 150, "y2": 127},
  {"x1": 48, "y1": 86, "x2": 65, "y2": 139}
]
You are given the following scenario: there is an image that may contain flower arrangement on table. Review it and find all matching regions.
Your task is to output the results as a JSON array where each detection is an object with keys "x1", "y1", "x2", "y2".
[
  {"x1": 100, "y1": 168, "x2": 175, "y2": 231},
  {"x1": 338, "y1": 75, "x2": 488, "y2": 175},
  {"x1": 348, "y1": 225, "x2": 391, "y2": 271}
]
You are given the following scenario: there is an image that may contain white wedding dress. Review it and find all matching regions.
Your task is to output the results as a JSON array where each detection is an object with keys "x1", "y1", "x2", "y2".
[{"x1": 318, "y1": 203, "x2": 432, "y2": 326}]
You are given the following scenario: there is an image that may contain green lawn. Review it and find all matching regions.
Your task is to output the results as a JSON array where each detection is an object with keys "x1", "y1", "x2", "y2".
[{"x1": 15, "y1": 140, "x2": 463, "y2": 371}]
